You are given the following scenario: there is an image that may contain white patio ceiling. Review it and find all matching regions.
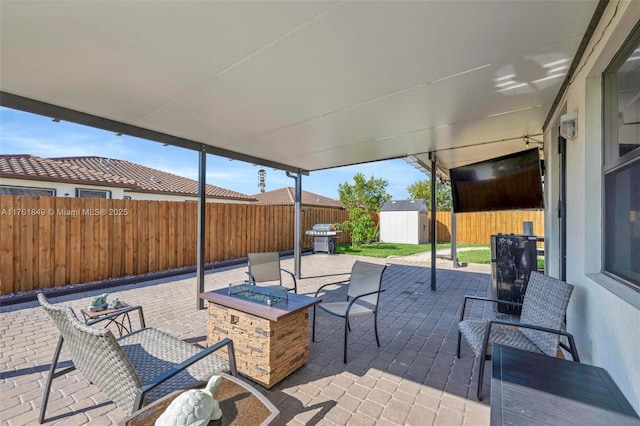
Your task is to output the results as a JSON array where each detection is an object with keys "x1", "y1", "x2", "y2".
[{"x1": 0, "y1": 1, "x2": 600, "y2": 175}]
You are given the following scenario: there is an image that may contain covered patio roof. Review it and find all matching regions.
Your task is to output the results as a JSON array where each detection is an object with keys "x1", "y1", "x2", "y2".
[{"x1": 0, "y1": 1, "x2": 603, "y2": 174}]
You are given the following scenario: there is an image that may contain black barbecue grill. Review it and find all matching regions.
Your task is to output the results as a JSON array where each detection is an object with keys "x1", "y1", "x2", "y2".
[{"x1": 306, "y1": 224, "x2": 341, "y2": 254}]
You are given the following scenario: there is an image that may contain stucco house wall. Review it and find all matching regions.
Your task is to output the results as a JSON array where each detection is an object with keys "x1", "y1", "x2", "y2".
[
  {"x1": 1, "y1": 177, "x2": 127, "y2": 198},
  {"x1": 126, "y1": 191, "x2": 253, "y2": 204},
  {"x1": 544, "y1": 0, "x2": 640, "y2": 411}
]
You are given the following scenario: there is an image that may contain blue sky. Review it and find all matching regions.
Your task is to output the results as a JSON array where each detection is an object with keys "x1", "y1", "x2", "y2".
[{"x1": 0, "y1": 107, "x2": 428, "y2": 200}]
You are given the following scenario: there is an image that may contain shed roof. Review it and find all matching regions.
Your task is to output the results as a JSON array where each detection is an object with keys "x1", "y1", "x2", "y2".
[{"x1": 381, "y1": 199, "x2": 426, "y2": 212}]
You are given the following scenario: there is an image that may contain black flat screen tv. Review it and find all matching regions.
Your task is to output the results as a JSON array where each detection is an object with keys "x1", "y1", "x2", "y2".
[{"x1": 450, "y1": 148, "x2": 544, "y2": 213}]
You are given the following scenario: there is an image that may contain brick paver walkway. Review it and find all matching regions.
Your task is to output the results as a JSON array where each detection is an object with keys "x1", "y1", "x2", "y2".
[{"x1": 1, "y1": 254, "x2": 493, "y2": 425}]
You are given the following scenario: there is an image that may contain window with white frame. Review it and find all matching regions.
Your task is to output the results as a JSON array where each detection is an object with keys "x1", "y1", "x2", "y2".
[
  {"x1": 76, "y1": 188, "x2": 111, "y2": 199},
  {"x1": 603, "y1": 22, "x2": 640, "y2": 290}
]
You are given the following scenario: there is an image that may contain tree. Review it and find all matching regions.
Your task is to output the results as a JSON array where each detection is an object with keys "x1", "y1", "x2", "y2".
[
  {"x1": 407, "y1": 177, "x2": 452, "y2": 211},
  {"x1": 337, "y1": 173, "x2": 391, "y2": 247},
  {"x1": 337, "y1": 173, "x2": 392, "y2": 212}
]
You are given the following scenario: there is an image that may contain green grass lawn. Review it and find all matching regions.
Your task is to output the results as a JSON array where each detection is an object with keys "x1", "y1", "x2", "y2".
[
  {"x1": 456, "y1": 249, "x2": 491, "y2": 264},
  {"x1": 456, "y1": 248, "x2": 545, "y2": 269},
  {"x1": 336, "y1": 242, "x2": 545, "y2": 269},
  {"x1": 334, "y1": 242, "x2": 485, "y2": 258}
]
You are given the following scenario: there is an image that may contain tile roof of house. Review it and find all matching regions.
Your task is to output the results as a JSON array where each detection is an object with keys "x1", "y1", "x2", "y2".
[
  {"x1": 0, "y1": 154, "x2": 137, "y2": 188},
  {"x1": 1, "y1": 154, "x2": 255, "y2": 201},
  {"x1": 52, "y1": 156, "x2": 256, "y2": 200},
  {"x1": 253, "y1": 187, "x2": 343, "y2": 209}
]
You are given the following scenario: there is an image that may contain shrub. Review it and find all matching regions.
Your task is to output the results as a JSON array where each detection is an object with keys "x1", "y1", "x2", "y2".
[{"x1": 339, "y1": 207, "x2": 377, "y2": 247}]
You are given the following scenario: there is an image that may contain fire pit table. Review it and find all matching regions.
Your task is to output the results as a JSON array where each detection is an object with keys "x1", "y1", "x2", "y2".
[{"x1": 200, "y1": 284, "x2": 321, "y2": 389}]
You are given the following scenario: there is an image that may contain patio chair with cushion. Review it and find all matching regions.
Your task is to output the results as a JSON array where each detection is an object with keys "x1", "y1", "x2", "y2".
[
  {"x1": 38, "y1": 293, "x2": 237, "y2": 423},
  {"x1": 246, "y1": 252, "x2": 297, "y2": 293},
  {"x1": 312, "y1": 260, "x2": 387, "y2": 363},
  {"x1": 457, "y1": 271, "x2": 580, "y2": 401}
]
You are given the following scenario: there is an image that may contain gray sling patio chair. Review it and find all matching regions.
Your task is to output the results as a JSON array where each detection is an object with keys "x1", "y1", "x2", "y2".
[
  {"x1": 246, "y1": 252, "x2": 298, "y2": 293},
  {"x1": 457, "y1": 271, "x2": 580, "y2": 401},
  {"x1": 38, "y1": 293, "x2": 237, "y2": 423},
  {"x1": 312, "y1": 260, "x2": 387, "y2": 363}
]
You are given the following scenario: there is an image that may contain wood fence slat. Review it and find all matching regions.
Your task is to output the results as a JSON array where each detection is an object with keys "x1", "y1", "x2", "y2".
[
  {"x1": 205, "y1": 203, "x2": 212, "y2": 263},
  {"x1": 209, "y1": 204, "x2": 218, "y2": 261},
  {"x1": 82, "y1": 199, "x2": 92, "y2": 283},
  {"x1": 148, "y1": 201, "x2": 158, "y2": 273},
  {"x1": 136, "y1": 201, "x2": 147, "y2": 274},
  {"x1": 67, "y1": 198, "x2": 81, "y2": 284},
  {"x1": 37, "y1": 197, "x2": 54, "y2": 288},
  {"x1": 124, "y1": 199, "x2": 135, "y2": 276},
  {"x1": 176, "y1": 203, "x2": 184, "y2": 267},
  {"x1": 98, "y1": 198, "x2": 109, "y2": 280},
  {"x1": 247, "y1": 204, "x2": 254, "y2": 255},
  {"x1": 111, "y1": 199, "x2": 123, "y2": 278},
  {"x1": 21, "y1": 197, "x2": 36, "y2": 291},
  {"x1": 165, "y1": 202, "x2": 175, "y2": 269},
  {"x1": 53, "y1": 197, "x2": 68, "y2": 286},
  {"x1": 185, "y1": 202, "x2": 196, "y2": 266},
  {"x1": 0, "y1": 196, "x2": 15, "y2": 295},
  {"x1": 240, "y1": 204, "x2": 248, "y2": 258}
]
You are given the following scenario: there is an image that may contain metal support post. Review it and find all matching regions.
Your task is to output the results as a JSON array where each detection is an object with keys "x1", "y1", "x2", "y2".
[
  {"x1": 430, "y1": 153, "x2": 437, "y2": 291},
  {"x1": 451, "y1": 210, "x2": 460, "y2": 267},
  {"x1": 196, "y1": 147, "x2": 206, "y2": 310},
  {"x1": 286, "y1": 171, "x2": 303, "y2": 279}
]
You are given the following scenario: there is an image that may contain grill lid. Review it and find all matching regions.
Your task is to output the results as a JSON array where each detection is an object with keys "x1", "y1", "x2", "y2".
[{"x1": 312, "y1": 223, "x2": 336, "y2": 231}]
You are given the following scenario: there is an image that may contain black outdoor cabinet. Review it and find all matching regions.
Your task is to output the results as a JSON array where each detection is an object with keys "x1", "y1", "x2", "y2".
[{"x1": 490, "y1": 234, "x2": 538, "y2": 315}]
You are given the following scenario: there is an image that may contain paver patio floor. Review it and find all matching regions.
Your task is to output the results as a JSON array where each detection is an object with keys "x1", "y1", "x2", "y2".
[{"x1": 1, "y1": 253, "x2": 493, "y2": 425}]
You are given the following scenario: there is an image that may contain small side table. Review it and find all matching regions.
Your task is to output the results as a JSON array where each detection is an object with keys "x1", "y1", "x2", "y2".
[
  {"x1": 491, "y1": 344, "x2": 639, "y2": 425},
  {"x1": 81, "y1": 304, "x2": 146, "y2": 337}
]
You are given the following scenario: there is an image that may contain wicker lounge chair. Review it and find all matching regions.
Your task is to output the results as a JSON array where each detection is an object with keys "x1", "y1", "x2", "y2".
[
  {"x1": 38, "y1": 293, "x2": 237, "y2": 423},
  {"x1": 246, "y1": 252, "x2": 297, "y2": 293},
  {"x1": 457, "y1": 271, "x2": 580, "y2": 400},
  {"x1": 312, "y1": 260, "x2": 387, "y2": 363}
]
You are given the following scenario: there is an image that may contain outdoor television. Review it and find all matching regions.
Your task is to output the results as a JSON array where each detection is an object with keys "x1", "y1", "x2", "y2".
[{"x1": 449, "y1": 148, "x2": 544, "y2": 213}]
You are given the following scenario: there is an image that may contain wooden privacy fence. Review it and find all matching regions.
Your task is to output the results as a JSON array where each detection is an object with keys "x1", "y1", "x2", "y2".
[
  {"x1": 0, "y1": 196, "x2": 543, "y2": 294},
  {"x1": 0, "y1": 196, "x2": 350, "y2": 295},
  {"x1": 431, "y1": 210, "x2": 544, "y2": 244}
]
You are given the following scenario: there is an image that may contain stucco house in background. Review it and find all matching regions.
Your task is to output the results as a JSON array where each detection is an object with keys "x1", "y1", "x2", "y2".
[
  {"x1": 0, "y1": 154, "x2": 256, "y2": 203},
  {"x1": 252, "y1": 186, "x2": 343, "y2": 210}
]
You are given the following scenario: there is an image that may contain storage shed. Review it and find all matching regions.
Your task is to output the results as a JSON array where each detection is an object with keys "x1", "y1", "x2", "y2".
[{"x1": 379, "y1": 199, "x2": 429, "y2": 244}]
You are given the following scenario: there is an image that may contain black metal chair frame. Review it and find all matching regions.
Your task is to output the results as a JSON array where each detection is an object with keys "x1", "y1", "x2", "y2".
[
  {"x1": 311, "y1": 261, "x2": 387, "y2": 363},
  {"x1": 457, "y1": 296, "x2": 580, "y2": 401},
  {"x1": 246, "y1": 252, "x2": 298, "y2": 293},
  {"x1": 39, "y1": 294, "x2": 237, "y2": 423}
]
